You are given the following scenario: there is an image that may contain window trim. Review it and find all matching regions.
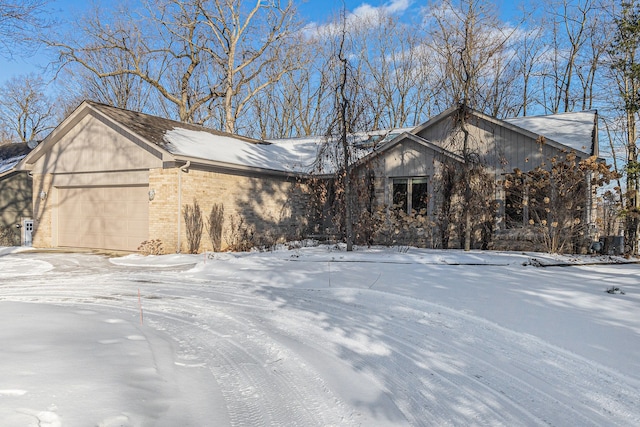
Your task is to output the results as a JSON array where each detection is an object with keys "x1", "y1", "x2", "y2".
[{"x1": 391, "y1": 176, "x2": 429, "y2": 215}]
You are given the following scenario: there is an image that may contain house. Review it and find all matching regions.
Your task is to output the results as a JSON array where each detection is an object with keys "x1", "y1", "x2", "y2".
[
  {"x1": 21, "y1": 101, "x2": 315, "y2": 252},
  {"x1": 0, "y1": 142, "x2": 35, "y2": 246},
  {"x1": 352, "y1": 106, "x2": 599, "y2": 250},
  {"x1": 20, "y1": 101, "x2": 600, "y2": 253}
]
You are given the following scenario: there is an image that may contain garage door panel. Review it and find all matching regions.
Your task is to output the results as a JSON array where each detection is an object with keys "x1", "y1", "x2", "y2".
[
  {"x1": 103, "y1": 218, "x2": 127, "y2": 234},
  {"x1": 103, "y1": 202, "x2": 128, "y2": 217},
  {"x1": 58, "y1": 186, "x2": 148, "y2": 251},
  {"x1": 58, "y1": 231, "x2": 105, "y2": 248},
  {"x1": 127, "y1": 219, "x2": 149, "y2": 239},
  {"x1": 128, "y1": 201, "x2": 149, "y2": 220},
  {"x1": 104, "y1": 235, "x2": 127, "y2": 250}
]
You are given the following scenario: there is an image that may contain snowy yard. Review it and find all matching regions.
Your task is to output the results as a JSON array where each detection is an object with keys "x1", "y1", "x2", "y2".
[{"x1": 0, "y1": 245, "x2": 639, "y2": 426}]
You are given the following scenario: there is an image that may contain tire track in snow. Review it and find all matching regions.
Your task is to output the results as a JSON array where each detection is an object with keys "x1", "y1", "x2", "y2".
[
  {"x1": 2, "y1": 253, "x2": 639, "y2": 426},
  {"x1": 112, "y1": 272, "x2": 640, "y2": 426},
  {"x1": 247, "y1": 286, "x2": 640, "y2": 426},
  {"x1": 144, "y1": 299, "x2": 356, "y2": 427},
  {"x1": 0, "y1": 269, "x2": 357, "y2": 426}
]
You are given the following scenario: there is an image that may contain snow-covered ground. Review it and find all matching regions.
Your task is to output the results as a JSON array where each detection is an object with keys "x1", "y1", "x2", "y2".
[{"x1": 0, "y1": 245, "x2": 638, "y2": 426}]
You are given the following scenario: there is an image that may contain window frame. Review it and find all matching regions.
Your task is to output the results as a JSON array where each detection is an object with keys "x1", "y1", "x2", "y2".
[{"x1": 391, "y1": 177, "x2": 429, "y2": 215}]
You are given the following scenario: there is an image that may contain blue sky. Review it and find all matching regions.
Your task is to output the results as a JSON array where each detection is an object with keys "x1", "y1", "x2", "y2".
[
  {"x1": 0, "y1": 0, "x2": 516, "y2": 88},
  {"x1": 1, "y1": 0, "x2": 421, "y2": 84}
]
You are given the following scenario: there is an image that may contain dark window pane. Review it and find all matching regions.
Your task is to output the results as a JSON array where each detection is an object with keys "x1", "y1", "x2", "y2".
[
  {"x1": 505, "y1": 178, "x2": 524, "y2": 228},
  {"x1": 411, "y1": 179, "x2": 428, "y2": 213},
  {"x1": 505, "y1": 194, "x2": 523, "y2": 227},
  {"x1": 393, "y1": 181, "x2": 408, "y2": 212}
]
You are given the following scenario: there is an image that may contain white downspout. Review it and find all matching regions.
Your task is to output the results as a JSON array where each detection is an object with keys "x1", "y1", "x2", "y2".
[{"x1": 176, "y1": 161, "x2": 191, "y2": 253}]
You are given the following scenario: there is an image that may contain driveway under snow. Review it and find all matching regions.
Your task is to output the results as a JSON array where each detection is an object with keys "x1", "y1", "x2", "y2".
[{"x1": 0, "y1": 246, "x2": 638, "y2": 426}]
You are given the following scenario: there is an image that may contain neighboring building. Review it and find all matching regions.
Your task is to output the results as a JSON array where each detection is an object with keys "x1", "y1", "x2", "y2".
[
  {"x1": 0, "y1": 142, "x2": 35, "y2": 246},
  {"x1": 19, "y1": 101, "x2": 600, "y2": 253}
]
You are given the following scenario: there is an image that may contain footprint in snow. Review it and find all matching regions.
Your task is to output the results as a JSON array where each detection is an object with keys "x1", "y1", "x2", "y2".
[{"x1": 17, "y1": 407, "x2": 61, "y2": 427}]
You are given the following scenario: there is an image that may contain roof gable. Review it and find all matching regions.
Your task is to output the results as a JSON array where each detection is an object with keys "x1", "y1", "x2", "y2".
[
  {"x1": 355, "y1": 131, "x2": 464, "y2": 168},
  {"x1": 410, "y1": 107, "x2": 597, "y2": 157}
]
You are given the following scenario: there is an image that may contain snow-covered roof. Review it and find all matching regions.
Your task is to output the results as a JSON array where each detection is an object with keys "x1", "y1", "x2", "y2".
[
  {"x1": 0, "y1": 155, "x2": 26, "y2": 174},
  {"x1": 164, "y1": 128, "x2": 323, "y2": 174},
  {"x1": 503, "y1": 110, "x2": 596, "y2": 156},
  {"x1": 83, "y1": 102, "x2": 598, "y2": 175},
  {"x1": 0, "y1": 143, "x2": 32, "y2": 175},
  {"x1": 163, "y1": 127, "x2": 412, "y2": 174}
]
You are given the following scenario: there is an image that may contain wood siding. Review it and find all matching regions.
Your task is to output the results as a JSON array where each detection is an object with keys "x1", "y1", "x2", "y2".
[
  {"x1": 414, "y1": 114, "x2": 586, "y2": 177},
  {"x1": 31, "y1": 113, "x2": 162, "y2": 175}
]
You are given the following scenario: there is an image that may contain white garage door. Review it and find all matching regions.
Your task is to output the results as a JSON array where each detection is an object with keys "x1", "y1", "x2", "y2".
[{"x1": 58, "y1": 186, "x2": 149, "y2": 251}]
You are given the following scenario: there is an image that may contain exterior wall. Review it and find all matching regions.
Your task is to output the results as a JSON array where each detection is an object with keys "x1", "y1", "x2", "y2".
[
  {"x1": 28, "y1": 112, "x2": 162, "y2": 251},
  {"x1": 148, "y1": 168, "x2": 179, "y2": 252},
  {"x1": 414, "y1": 114, "x2": 586, "y2": 177},
  {"x1": 31, "y1": 173, "x2": 54, "y2": 248},
  {"x1": 415, "y1": 113, "x2": 596, "y2": 240},
  {"x1": 379, "y1": 140, "x2": 439, "y2": 212},
  {"x1": 351, "y1": 140, "x2": 450, "y2": 248},
  {"x1": 32, "y1": 113, "x2": 162, "y2": 175},
  {"x1": 0, "y1": 171, "x2": 32, "y2": 244},
  {"x1": 149, "y1": 166, "x2": 309, "y2": 253}
]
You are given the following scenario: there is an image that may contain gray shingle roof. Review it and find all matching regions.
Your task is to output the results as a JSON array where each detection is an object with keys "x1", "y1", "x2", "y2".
[{"x1": 88, "y1": 101, "x2": 261, "y2": 149}]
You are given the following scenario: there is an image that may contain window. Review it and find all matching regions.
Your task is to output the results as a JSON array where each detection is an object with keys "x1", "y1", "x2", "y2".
[
  {"x1": 504, "y1": 177, "x2": 525, "y2": 228},
  {"x1": 392, "y1": 178, "x2": 429, "y2": 214},
  {"x1": 504, "y1": 177, "x2": 554, "y2": 228},
  {"x1": 392, "y1": 180, "x2": 408, "y2": 212}
]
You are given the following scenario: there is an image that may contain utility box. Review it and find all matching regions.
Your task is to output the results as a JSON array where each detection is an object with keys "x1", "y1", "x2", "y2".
[{"x1": 600, "y1": 236, "x2": 624, "y2": 256}]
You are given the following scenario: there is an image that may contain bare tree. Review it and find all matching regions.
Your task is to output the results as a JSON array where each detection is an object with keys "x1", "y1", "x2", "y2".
[
  {"x1": 425, "y1": 0, "x2": 516, "y2": 250},
  {"x1": 539, "y1": 0, "x2": 598, "y2": 113},
  {"x1": 0, "y1": 0, "x2": 50, "y2": 57},
  {"x1": 513, "y1": 23, "x2": 546, "y2": 116},
  {"x1": 608, "y1": 0, "x2": 640, "y2": 253},
  {"x1": 51, "y1": 1, "x2": 213, "y2": 123},
  {"x1": 51, "y1": 0, "x2": 300, "y2": 133},
  {"x1": 195, "y1": 0, "x2": 302, "y2": 134},
  {"x1": 357, "y1": 11, "x2": 434, "y2": 128},
  {"x1": 575, "y1": 2, "x2": 612, "y2": 111},
  {"x1": 247, "y1": 60, "x2": 331, "y2": 139},
  {"x1": 0, "y1": 74, "x2": 56, "y2": 142},
  {"x1": 425, "y1": 0, "x2": 519, "y2": 116},
  {"x1": 58, "y1": 46, "x2": 156, "y2": 112},
  {"x1": 310, "y1": 11, "x2": 375, "y2": 251}
]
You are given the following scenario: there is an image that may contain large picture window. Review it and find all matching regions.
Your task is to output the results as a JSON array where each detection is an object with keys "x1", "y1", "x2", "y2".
[{"x1": 392, "y1": 178, "x2": 429, "y2": 214}]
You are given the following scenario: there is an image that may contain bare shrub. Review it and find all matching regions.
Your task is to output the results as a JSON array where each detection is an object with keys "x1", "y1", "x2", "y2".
[
  {"x1": 374, "y1": 205, "x2": 434, "y2": 248},
  {"x1": 183, "y1": 199, "x2": 203, "y2": 254},
  {"x1": 207, "y1": 203, "x2": 224, "y2": 252},
  {"x1": 0, "y1": 226, "x2": 19, "y2": 246},
  {"x1": 225, "y1": 215, "x2": 255, "y2": 252},
  {"x1": 251, "y1": 228, "x2": 282, "y2": 252},
  {"x1": 504, "y1": 153, "x2": 618, "y2": 253},
  {"x1": 138, "y1": 239, "x2": 164, "y2": 255}
]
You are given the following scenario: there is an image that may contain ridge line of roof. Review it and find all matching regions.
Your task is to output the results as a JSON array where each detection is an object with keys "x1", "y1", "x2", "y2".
[{"x1": 87, "y1": 100, "x2": 263, "y2": 145}]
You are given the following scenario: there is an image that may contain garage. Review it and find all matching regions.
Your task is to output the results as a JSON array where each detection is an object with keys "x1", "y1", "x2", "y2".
[{"x1": 57, "y1": 185, "x2": 149, "y2": 251}]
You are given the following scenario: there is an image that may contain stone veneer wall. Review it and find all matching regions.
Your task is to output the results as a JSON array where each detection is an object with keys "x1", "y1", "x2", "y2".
[{"x1": 148, "y1": 167, "x2": 310, "y2": 253}]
